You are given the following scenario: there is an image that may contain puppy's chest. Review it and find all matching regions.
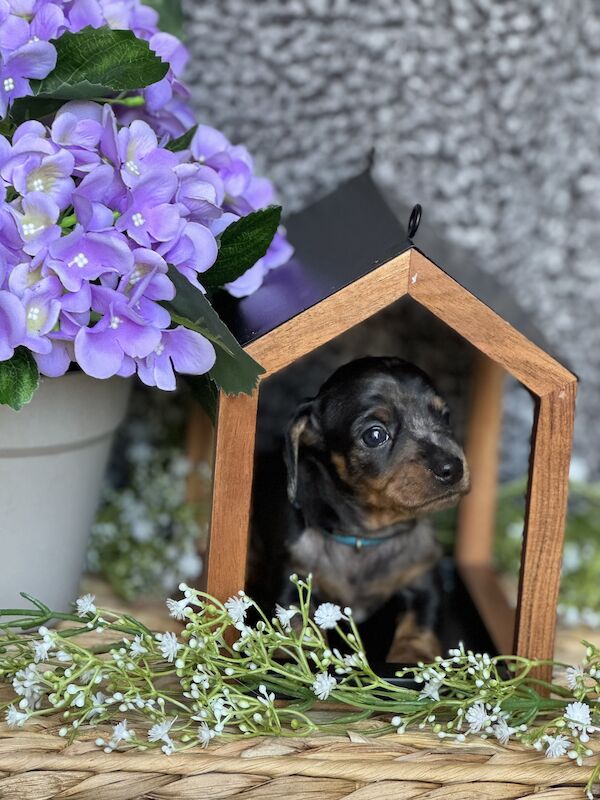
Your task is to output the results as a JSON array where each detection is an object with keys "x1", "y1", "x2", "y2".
[{"x1": 288, "y1": 526, "x2": 439, "y2": 623}]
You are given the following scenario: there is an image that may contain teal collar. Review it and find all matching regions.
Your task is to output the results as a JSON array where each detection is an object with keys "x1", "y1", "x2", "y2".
[{"x1": 321, "y1": 522, "x2": 415, "y2": 550}]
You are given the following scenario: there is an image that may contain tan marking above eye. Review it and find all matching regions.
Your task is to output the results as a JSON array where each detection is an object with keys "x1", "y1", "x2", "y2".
[
  {"x1": 370, "y1": 408, "x2": 392, "y2": 425},
  {"x1": 431, "y1": 396, "x2": 446, "y2": 412},
  {"x1": 330, "y1": 452, "x2": 350, "y2": 481}
]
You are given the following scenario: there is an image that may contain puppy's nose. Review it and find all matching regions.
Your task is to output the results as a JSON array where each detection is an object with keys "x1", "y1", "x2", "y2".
[{"x1": 430, "y1": 453, "x2": 463, "y2": 485}]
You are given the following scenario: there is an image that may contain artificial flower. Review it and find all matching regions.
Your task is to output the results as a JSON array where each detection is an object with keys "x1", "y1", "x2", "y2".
[{"x1": 312, "y1": 671, "x2": 337, "y2": 701}]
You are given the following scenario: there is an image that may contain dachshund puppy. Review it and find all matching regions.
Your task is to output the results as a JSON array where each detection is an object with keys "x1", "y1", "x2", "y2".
[{"x1": 282, "y1": 356, "x2": 470, "y2": 662}]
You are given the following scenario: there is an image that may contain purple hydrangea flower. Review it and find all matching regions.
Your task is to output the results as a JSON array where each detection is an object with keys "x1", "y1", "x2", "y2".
[
  {"x1": 116, "y1": 169, "x2": 181, "y2": 247},
  {"x1": 0, "y1": 40, "x2": 57, "y2": 117},
  {"x1": 11, "y1": 191, "x2": 61, "y2": 255},
  {"x1": 0, "y1": 289, "x2": 25, "y2": 360},
  {"x1": 74, "y1": 287, "x2": 162, "y2": 379},
  {"x1": 137, "y1": 326, "x2": 216, "y2": 391},
  {"x1": 4, "y1": 148, "x2": 75, "y2": 210},
  {"x1": 0, "y1": 5, "x2": 294, "y2": 388},
  {"x1": 47, "y1": 225, "x2": 133, "y2": 292}
]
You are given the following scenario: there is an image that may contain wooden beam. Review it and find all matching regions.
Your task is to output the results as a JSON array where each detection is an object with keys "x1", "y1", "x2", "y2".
[
  {"x1": 514, "y1": 383, "x2": 576, "y2": 679},
  {"x1": 455, "y1": 353, "x2": 505, "y2": 568},
  {"x1": 408, "y1": 252, "x2": 576, "y2": 397},
  {"x1": 458, "y1": 565, "x2": 515, "y2": 655},
  {"x1": 246, "y1": 252, "x2": 411, "y2": 377},
  {"x1": 185, "y1": 403, "x2": 214, "y2": 507},
  {"x1": 203, "y1": 390, "x2": 259, "y2": 603}
]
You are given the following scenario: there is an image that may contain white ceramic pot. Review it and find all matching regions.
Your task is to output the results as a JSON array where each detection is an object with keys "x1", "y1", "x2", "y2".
[{"x1": 0, "y1": 372, "x2": 131, "y2": 614}]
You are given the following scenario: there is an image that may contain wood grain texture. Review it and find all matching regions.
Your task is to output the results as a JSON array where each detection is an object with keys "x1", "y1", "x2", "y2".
[
  {"x1": 245, "y1": 252, "x2": 411, "y2": 377},
  {"x1": 203, "y1": 390, "x2": 259, "y2": 602},
  {"x1": 515, "y1": 383, "x2": 577, "y2": 677},
  {"x1": 455, "y1": 353, "x2": 505, "y2": 567},
  {"x1": 408, "y1": 251, "x2": 576, "y2": 397},
  {"x1": 185, "y1": 404, "x2": 214, "y2": 506}
]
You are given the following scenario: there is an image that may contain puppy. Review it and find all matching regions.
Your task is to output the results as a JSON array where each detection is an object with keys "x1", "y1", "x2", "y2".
[{"x1": 281, "y1": 356, "x2": 470, "y2": 662}]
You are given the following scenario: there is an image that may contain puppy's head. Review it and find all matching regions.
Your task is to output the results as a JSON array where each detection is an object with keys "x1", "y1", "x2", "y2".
[{"x1": 285, "y1": 357, "x2": 470, "y2": 531}]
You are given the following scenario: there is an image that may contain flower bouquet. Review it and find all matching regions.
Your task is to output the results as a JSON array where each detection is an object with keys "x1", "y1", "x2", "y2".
[
  {"x1": 0, "y1": 0, "x2": 292, "y2": 612},
  {"x1": 0, "y1": 1, "x2": 292, "y2": 408},
  {"x1": 1, "y1": 577, "x2": 599, "y2": 797}
]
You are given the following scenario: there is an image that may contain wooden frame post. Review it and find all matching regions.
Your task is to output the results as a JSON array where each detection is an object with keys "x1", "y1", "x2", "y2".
[
  {"x1": 409, "y1": 251, "x2": 577, "y2": 665},
  {"x1": 185, "y1": 404, "x2": 214, "y2": 506},
  {"x1": 454, "y1": 352, "x2": 515, "y2": 654},
  {"x1": 203, "y1": 390, "x2": 259, "y2": 602},
  {"x1": 515, "y1": 384, "x2": 576, "y2": 680}
]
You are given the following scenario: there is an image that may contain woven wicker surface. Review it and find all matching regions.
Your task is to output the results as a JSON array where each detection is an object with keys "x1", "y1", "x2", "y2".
[
  {"x1": 0, "y1": 577, "x2": 597, "y2": 799},
  {"x1": 0, "y1": 717, "x2": 597, "y2": 800}
]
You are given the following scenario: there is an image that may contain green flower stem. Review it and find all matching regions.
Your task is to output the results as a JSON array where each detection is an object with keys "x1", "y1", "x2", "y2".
[
  {"x1": 59, "y1": 213, "x2": 77, "y2": 229},
  {"x1": 95, "y1": 95, "x2": 146, "y2": 107},
  {"x1": 0, "y1": 581, "x2": 598, "y2": 768}
]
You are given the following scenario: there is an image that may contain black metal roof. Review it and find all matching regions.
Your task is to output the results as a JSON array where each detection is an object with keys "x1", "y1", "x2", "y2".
[{"x1": 213, "y1": 168, "x2": 559, "y2": 362}]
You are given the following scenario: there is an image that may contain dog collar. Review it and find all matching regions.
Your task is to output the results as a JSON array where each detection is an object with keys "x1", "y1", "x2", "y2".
[{"x1": 321, "y1": 522, "x2": 415, "y2": 550}]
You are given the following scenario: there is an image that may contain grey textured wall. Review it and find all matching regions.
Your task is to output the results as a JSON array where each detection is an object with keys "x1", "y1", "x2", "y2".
[{"x1": 183, "y1": 0, "x2": 599, "y2": 478}]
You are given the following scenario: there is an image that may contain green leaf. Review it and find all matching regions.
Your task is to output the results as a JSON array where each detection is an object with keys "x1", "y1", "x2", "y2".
[
  {"x1": 202, "y1": 206, "x2": 282, "y2": 291},
  {"x1": 165, "y1": 267, "x2": 265, "y2": 395},
  {"x1": 166, "y1": 124, "x2": 198, "y2": 152},
  {"x1": 31, "y1": 27, "x2": 169, "y2": 100},
  {"x1": 9, "y1": 96, "x2": 63, "y2": 124},
  {"x1": 0, "y1": 348, "x2": 40, "y2": 411},
  {"x1": 184, "y1": 374, "x2": 218, "y2": 424}
]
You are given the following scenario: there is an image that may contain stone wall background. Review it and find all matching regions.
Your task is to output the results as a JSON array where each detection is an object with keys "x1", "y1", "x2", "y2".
[{"x1": 182, "y1": 0, "x2": 599, "y2": 479}]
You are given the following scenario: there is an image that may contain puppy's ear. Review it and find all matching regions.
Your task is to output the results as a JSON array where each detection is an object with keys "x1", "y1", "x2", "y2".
[{"x1": 284, "y1": 400, "x2": 320, "y2": 506}]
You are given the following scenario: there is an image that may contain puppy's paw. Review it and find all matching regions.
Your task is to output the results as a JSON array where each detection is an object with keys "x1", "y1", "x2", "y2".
[{"x1": 386, "y1": 611, "x2": 441, "y2": 664}]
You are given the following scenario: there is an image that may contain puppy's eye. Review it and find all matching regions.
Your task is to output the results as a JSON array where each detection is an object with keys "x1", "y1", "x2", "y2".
[
  {"x1": 361, "y1": 425, "x2": 390, "y2": 448},
  {"x1": 440, "y1": 409, "x2": 451, "y2": 425}
]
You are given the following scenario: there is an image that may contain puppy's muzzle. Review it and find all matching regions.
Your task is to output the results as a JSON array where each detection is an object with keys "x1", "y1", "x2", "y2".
[{"x1": 427, "y1": 447, "x2": 464, "y2": 486}]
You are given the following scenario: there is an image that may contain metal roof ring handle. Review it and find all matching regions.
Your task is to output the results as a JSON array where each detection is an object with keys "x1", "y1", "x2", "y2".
[{"x1": 407, "y1": 204, "x2": 422, "y2": 240}]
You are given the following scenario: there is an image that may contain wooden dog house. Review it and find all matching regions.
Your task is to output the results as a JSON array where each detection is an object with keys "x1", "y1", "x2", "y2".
[{"x1": 200, "y1": 169, "x2": 577, "y2": 680}]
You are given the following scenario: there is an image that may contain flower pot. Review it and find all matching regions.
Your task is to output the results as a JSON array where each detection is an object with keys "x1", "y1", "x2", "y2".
[{"x1": 0, "y1": 372, "x2": 131, "y2": 614}]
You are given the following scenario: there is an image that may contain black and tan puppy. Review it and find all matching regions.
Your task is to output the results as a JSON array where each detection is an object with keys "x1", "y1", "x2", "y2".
[{"x1": 282, "y1": 356, "x2": 470, "y2": 662}]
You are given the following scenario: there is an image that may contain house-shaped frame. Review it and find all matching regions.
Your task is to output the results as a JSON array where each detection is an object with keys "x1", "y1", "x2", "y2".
[{"x1": 201, "y1": 171, "x2": 577, "y2": 681}]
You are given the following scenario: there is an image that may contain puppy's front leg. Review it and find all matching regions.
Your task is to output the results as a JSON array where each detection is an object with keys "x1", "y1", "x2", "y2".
[{"x1": 386, "y1": 575, "x2": 441, "y2": 664}]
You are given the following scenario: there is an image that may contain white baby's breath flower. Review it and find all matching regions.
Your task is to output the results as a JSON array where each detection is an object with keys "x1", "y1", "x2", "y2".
[
  {"x1": 12, "y1": 664, "x2": 42, "y2": 708},
  {"x1": 564, "y1": 701, "x2": 596, "y2": 741},
  {"x1": 31, "y1": 638, "x2": 52, "y2": 663},
  {"x1": 257, "y1": 684, "x2": 275, "y2": 706},
  {"x1": 166, "y1": 597, "x2": 189, "y2": 621},
  {"x1": 198, "y1": 721, "x2": 216, "y2": 747},
  {"x1": 88, "y1": 692, "x2": 106, "y2": 718},
  {"x1": 343, "y1": 652, "x2": 363, "y2": 669},
  {"x1": 55, "y1": 650, "x2": 71, "y2": 663},
  {"x1": 224, "y1": 593, "x2": 252, "y2": 630},
  {"x1": 314, "y1": 603, "x2": 343, "y2": 630},
  {"x1": 161, "y1": 739, "x2": 175, "y2": 755},
  {"x1": 545, "y1": 733, "x2": 571, "y2": 758},
  {"x1": 210, "y1": 696, "x2": 228, "y2": 721},
  {"x1": 312, "y1": 672, "x2": 337, "y2": 700},
  {"x1": 419, "y1": 678, "x2": 442, "y2": 702},
  {"x1": 565, "y1": 665, "x2": 585, "y2": 691},
  {"x1": 465, "y1": 701, "x2": 491, "y2": 733},
  {"x1": 275, "y1": 604, "x2": 297, "y2": 631},
  {"x1": 565, "y1": 701, "x2": 592, "y2": 730},
  {"x1": 5, "y1": 705, "x2": 29, "y2": 728},
  {"x1": 148, "y1": 717, "x2": 177, "y2": 744},
  {"x1": 71, "y1": 691, "x2": 86, "y2": 708},
  {"x1": 110, "y1": 719, "x2": 134, "y2": 748},
  {"x1": 493, "y1": 717, "x2": 517, "y2": 745},
  {"x1": 130, "y1": 635, "x2": 148, "y2": 657},
  {"x1": 157, "y1": 632, "x2": 181, "y2": 663},
  {"x1": 75, "y1": 594, "x2": 96, "y2": 617}
]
